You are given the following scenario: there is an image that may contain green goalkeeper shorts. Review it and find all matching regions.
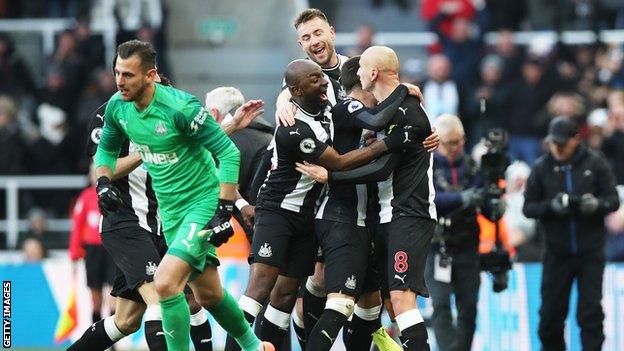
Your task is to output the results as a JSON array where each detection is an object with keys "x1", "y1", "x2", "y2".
[{"x1": 163, "y1": 201, "x2": 219, "y2": 279}]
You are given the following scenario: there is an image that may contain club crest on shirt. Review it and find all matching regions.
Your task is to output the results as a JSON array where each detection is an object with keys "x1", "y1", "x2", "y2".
[
  {"x1": 300, "y1": 138, "x2": 316, "y2": 154},
  {"x1": 91, "y1": 127, "x2": 102, "y2": 144},
  {"x1": 155, "y1": 121, "x2": 167, "y2": 135},
  {"x1": 347, "y1": 100, "x2": 364, "y2": 114}
]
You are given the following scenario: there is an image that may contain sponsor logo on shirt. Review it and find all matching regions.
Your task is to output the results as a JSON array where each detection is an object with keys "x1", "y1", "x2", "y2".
[
  {"x1": 135, "y1": 144, "x2": 179, "y2": 165},
  {"x1": 190, "y1": 108, "x2": 209, "y2": 133}
]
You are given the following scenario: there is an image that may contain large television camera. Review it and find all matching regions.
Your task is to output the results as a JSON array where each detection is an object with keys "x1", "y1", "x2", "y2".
[{"x1": 479, "y1": 129, "x2": 513, "y2": 293}]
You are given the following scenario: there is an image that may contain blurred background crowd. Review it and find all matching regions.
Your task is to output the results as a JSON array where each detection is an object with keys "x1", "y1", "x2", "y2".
[{"x1": 1, "y1": 0, "x2": 624, "y2": 263}]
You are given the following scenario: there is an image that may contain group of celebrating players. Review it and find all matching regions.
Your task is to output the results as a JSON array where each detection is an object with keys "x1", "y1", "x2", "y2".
[{"x1": 68, "y1": 8, "x2": 440, "y2": 351}]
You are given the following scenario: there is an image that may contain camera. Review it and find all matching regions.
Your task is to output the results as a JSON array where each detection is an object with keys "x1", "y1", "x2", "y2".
[{"x1": 479, "y1": 128, "x2": 513, "y2": 293}]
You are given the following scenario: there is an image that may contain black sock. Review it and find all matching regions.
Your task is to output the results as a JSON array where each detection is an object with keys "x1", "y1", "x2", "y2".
[
  {"x1": 302, "y1": 287, "x2": 326, "y2": 338},
  {"x1": 344, "y1": 312, "x2": 381, "y2": 350},
  {"x1": 305, "y1": 309, "x2": 348, "y2": 351},
  {"x1": 399, "y1": 323, "x2": 429, "y2": 351},
  {"x1": 191, "y1": 321, "x2": 213, "y2": 351},
  {"x1": 92, "y1": 311, "x2": 101, "y2": 324},
  {"x1": 144, "y1": 320, "x2": 167, "y2": 351},
  {"x1": 256, "y1": 305, "x2": 290, "y2": 349},
  {"x1": 67, "y1": 319, "x2": 115, "y2": 351},
  {"x1": 225, "y1": 310, "x2": 256, "y2": 351},
  {"x1": 293, "y1": 317, "x2": 307, "y2": 349}
]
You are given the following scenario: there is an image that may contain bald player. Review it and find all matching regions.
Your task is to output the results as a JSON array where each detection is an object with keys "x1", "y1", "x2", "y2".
[
  {"x1": 298, "y1": 46, "x2": 437, "y2": 350},
  {"x1": 232, "y1": 59, "x2": 418, "y2": 348}
]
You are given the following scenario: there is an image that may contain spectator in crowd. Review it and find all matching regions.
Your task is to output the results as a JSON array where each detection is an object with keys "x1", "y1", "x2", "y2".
[
  {"x1": 0, "y1": 34, "x2": 36, "y2": 99},
  {"x1": 0, "y1": 95, "x2": 27, "y2": 174},
  {"x1": 422, "y1": 54, "x2": 461, "y2": 122},
  {"x1": 605, "y1": 185, "x2": 624, "y2": 261},
  {"x1": 372, "y1": 0, "x2": 409, "y2": 10},
  {"x1": 22, "y1": 238, "x2": 46, "y2": 262},
  {"x1": 464, "y1": 54, "x2": 509, "y2": 147},
  {"x1": 504, "y1": 161, "x2": 538, "y2": 262},
  {"x1": 535, "y1": 92, "x2": 587, "y2": 137},
  {"x1": 427, "y1": 114, "x2": 482, "y2": 351},
  {"x1": 37, "y1": 69, "x2": 74, "y2": 122},
  {"x1": 586, "y1": 108, "x2": 610, "y2": 150},
  {"x1": 506, "y1": 59, "x2": 554, "y2": 165},
  {"x1": 489, "y1": 29, "x2": 525, "y2": 82},
  {"x1": 27, "y1": 104, "x2": 82, "y2": 215},
  {"x1": 601, "y1": 101, "x2": 624, "y2": 184},
  {"x1": 430, "y1": 16, "x2": 484, "y2": 87},
  {"x1": 45, "y1": 30, "x2": 87, "y2": 117},
  {"x1": 76, "y1": 68, "x2": 117, "y2": 127},
  {"x1": 526, "y1": 0, "x2": 558, "y2": 30},
  {"x1": 421, "y1": 0, "x2": 475, "y2": 40},
  {"x1": 485, "y1": 0, "x2": 526, "y2": 30},
  {"x1": 74, "y1": 20, "x2": 105, "y2": 68},
  {"x1": 524, "y1": 116, "x2": 619, "y2": 351},
  {"x1": 17, "y1": 208, "x2": 58, "y2": 251},
  {"x1": 345, "y1": 24, "x2": 375, "y2": 57},
  {"x1": 68, "y1": 163, "x2": 115, "y2": 324}
]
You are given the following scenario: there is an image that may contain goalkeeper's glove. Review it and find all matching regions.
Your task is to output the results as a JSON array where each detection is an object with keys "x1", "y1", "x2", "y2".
[{"x1": 206, "y1": 199, "x2": 235, "y2": 247}]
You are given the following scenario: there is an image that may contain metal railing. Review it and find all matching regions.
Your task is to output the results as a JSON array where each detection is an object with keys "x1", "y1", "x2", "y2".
[
  {"x1": 0, "y1": 175, "x2": 88, "y2": 249},
  {"x1": 0, "y1": 17, "x2": 118, "y2": 69},
  {"x1": 334, "y1": 29, "x2": 624, "y2": 47}
]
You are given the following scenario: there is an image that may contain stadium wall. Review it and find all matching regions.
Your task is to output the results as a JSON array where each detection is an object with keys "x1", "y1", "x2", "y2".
[{"x1": 1, "y1": 260, "x2": 623, "y2": 350}]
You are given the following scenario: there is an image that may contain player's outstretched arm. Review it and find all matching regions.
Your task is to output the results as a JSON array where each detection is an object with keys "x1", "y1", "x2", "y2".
[
  {"x1": 109, "y1": 153, "x2": 142, "y2": 180},
  {"x1": 314, "y1": 123, "x2": 417, "y2": 171},
  {"x1": 220, "y1": 99, "x2": 265, "y2": 135},
  {"x1": 349, "y1": 84, "x2": 408, "y2": 131},
  {"x1": 296, "y1": 152, "x2": 401, "y2": 185}
]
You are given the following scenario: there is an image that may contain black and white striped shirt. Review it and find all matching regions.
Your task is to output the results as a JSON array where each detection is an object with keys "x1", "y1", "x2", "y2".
[
  {"x1": 370, "y1": 94, "x2": 437, "y2": 223},
  {"x1": 86, "y1": 103, "x2": 161, "y2": 235},
  {"x1": 256, "y1": 103, "x2": 333, "y2": 215}
]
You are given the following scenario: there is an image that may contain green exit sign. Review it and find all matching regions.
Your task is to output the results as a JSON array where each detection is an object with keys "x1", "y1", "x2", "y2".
[{"x1": 198, "y1": 19, "x2": 237, "y2": 42}]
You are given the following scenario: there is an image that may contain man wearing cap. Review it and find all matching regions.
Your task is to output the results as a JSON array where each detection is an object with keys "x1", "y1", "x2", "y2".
[{"x1": 523, "y1": 116, "x2": 619, "y2": 351}]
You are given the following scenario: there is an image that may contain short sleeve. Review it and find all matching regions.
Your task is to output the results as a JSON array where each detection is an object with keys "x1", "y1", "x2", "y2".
[
  {"x1": 277, "y1": 123, "x2": 328, "y2": 162},
  {"x1": 85, "y1": 103, "x2": 107, "y2": 157}
]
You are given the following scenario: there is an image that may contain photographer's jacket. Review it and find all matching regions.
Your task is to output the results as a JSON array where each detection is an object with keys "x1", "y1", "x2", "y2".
[
  {"x1": 523, "y1": 145, "x2": 619, "y2": 255},
  {"x1": 433, "y1": 152, "x2": 481, "y2": 251}
]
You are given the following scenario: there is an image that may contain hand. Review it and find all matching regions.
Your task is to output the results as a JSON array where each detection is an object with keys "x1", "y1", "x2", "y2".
[
  {"x1": 96, "y1": 176, "x2": 123, "y2": 216},
  {"x1": 362, "y1": 131, "x2": 377, "y2": 146},
  {"x1": 401, "y1": 82, "x2": 424, "y2": 103},
  {"x1": 295, "y1": 161, "x2": 329, "y2": 184},
  {"x1": 276, "y1": 102, "x2": 297, "y2": 127},
  {"x1": 240, "y1": 204, "x2": 255, "y2": 228},
  {"x1": 383, "y1": 124, "x2": 417, "y2": 151},
  {"x1": 460, "y1": 187, "x2": 483, "y2": 207},
  {"x1": 206, "y1": 199, "x2": 235, "y2": 247},
  {"x1": 579, "y1": 193, "x2": 599, "y2": 215},
  {"x1": 550, "y1": 192, "x2": 570, "y2": 215},
  {"x1": 423, "y1": 126, "x2": 440, "y2": 152},
  {"x1": 231, "y1": 99, "x2": 265, "y2": 130}
]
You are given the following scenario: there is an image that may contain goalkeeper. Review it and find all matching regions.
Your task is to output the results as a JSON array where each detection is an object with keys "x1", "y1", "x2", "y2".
[{"x1": 94, "y1": 39, "x2": 272, "y2": 351}]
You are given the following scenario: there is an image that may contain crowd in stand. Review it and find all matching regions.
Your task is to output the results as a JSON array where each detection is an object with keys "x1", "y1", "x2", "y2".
[
  {"x1": 341, "y1": 0, "x2": 624, "y2": 261},
  {"x1": 0, "y1": 0, "x2": 165, "y2": 250}
]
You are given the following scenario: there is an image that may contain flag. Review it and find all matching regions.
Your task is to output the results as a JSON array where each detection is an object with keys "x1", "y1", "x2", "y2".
[{"x1": 54, "y1": 275, "x2": 78, "y2": 343}]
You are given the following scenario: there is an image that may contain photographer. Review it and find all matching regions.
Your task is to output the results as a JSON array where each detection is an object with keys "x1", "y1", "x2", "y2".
[
  {"x1": 425, "y1": 114, "x2": 482, "y2": 351},
  {"x1": 523, "y1": 116, "x2": 619, "y2": 351}
]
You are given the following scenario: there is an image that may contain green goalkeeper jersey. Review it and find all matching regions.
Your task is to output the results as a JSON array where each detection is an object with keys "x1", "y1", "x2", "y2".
[{"x1": 94, "y1": 84, "x2": 240, "y2": 220}]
